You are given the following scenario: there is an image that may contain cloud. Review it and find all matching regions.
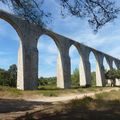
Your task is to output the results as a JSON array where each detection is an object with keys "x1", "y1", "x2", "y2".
[{"x1": 1, "y1": 1, "x2": 120, "y2": 77}]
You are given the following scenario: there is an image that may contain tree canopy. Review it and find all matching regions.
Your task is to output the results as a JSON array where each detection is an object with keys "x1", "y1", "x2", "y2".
[
  {"x1": 0, "y1": 0, "x2": 119, "y2": 31},
  {"x1": 105, "y1": 69, "x2": 120, "y2": 80},
  {"x1": 0, "y1": 64, "x2": 17, "y2": 87}
]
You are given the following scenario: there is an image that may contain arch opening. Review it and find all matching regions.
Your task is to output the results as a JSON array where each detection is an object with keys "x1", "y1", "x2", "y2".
[
  {"x1": 103, "y1": 57, "x2": 111, "y2": 86},
  {"x1": 103, "y1": 57, "x2": 110, "y2": 71},
  {"x1": 112, "y1": 61, "x2": 120, "y2": 86},
  {"x1": 37, "y1": 34, "x2": 59, "y2": 89},
  {"x1": 0, "y1": 12, "x2": 22, "y2": 39},
  {"x1": 89, "y1": 51, "x2": 96, "y2": 87},
  {"x1": 69, "y1": 45, "x2": 80, "y2": 88},
  {"x1": 113, "y1": 61, "x2": 117, "y2": 70},
  {"x1": 0, "y1": 19, "x2": 19, "y2": 87}
]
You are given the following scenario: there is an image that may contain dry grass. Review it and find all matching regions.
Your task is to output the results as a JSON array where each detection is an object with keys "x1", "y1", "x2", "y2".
[
  {"x1": 0, "y1": 85, "x2": 106, "y2": 98},
  {"x1": 0, "y1": 86, "x2": 119, "y2": 120},
  {"x1": 17, "y1": 89, "x2": 120, "y2": 120}
]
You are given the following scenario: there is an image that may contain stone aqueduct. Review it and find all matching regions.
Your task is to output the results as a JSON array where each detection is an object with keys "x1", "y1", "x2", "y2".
[{"x1": 0, "y1": 10, "x2": 120, "y2": 90}]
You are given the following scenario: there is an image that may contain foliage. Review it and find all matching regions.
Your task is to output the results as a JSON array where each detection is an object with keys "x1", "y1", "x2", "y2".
[
  {"x1": 19, "y1": 90, "x2": 120, "y2": 120},
  {"x1": 60, "y1": 0, "x2": 120, "y2": 32},
  {"x1": 0, "y1": 64, "x2": 17, "y2": 87},
  {"x1": 71, "y1": 68, "x2": 96, "y2": 87},
  {"x1": 71, "y1": 68, "x2": 79, "y2": 87},
  {"x1": 0, "y1": 0, "x2": 51, "y2": 27},
  {"x1": 105, "y1": 69, "x2": 120, "y2": 80},
  {"x1": 38, "y1": 68, "x2": 96, "y2": 88},
  {"x1": 91, "y1": 71, "x2": 96, "y2": 86},
  {"x1": 38, "y1": 76, "x2": 56, "y2": 87},
  {"x1": 0, "y1": 0, "x2": 119, "y2": 31},
  {"x1": 8, "y1": 64, "x2": 17, "y2": 87},
  {"x1": 0, "y1": 69, "x2": 10, "y2": 86},
  {"x1": 0, "y1": 65, "x2": 97, "y2": 88}
]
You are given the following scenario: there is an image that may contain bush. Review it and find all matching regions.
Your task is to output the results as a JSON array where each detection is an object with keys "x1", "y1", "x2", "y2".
[
  {"x1": 38, "y1": 77, "x2": 56, "y2": 86},
  {"x1": 71, "y1": 68, "x2": 79, "y2": 87},
  {"x1": 71, "y1": 68, "x2": 96, "y2": 87},
  {"x1": 0, "y1": 64, "x2": 17, "y2": 87},
  {"x1": 105, "y1": 69, "x2": 120, "y2": 80}
]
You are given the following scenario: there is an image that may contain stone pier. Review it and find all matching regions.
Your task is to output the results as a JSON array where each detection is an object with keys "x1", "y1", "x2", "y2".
[{"x1": 0, "y1": 10, "x2": 120, "y2": 90}]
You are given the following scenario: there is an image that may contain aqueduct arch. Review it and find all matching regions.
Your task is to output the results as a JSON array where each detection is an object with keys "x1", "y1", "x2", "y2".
[
  {"x1": 0, "y1": 10, "x2": 120, "y2": 90},
  {"x1": 37, "y1": 34, "x2": 62, "y2": 88},
  {"x1": 69, "y1": 44, "x2": 81, "y2": 87},
  {"x1": 89, "y1": 51, "x2": 97, "y2": 86}
]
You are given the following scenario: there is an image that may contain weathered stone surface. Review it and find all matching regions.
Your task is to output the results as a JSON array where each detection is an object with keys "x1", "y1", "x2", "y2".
[{"x1": 0, "y1": 10, "x2": 120, "y2": 90}]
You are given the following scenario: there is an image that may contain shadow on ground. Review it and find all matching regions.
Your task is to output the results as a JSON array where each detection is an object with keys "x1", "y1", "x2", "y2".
[
  {"x1": 17, "y1": 97, "x2": 120, "y2": 120},
  {"x1": 0, "y1": 98, "x2": 51, "y2": 113}
]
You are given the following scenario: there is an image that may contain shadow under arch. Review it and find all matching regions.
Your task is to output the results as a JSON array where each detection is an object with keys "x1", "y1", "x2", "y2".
[
  {"x1": 69, "y1": 44, "x2": 81, "y2": 88},
  {"x1": 37, "y1": 34, "x2": 60, "y2": 88},
  {"x1": 89, "y1": 51, "x2": 97, "y2": 87}
]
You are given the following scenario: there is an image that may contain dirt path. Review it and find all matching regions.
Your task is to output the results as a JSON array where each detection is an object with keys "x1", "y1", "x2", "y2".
[
  {"x1": 0, "y1": 87, "x2": 119, "y2": 120},
  {"x1": 25, "y1": 87, "x2": 120, "y2": 102}
]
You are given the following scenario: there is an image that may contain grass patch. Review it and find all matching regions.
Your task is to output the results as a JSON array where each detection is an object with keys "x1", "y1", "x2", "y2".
[
  {"x1": 0, "y1": 85, "x2": 23, "y2": 97},
  {"x1": 18, "y1": 90, "x2": 120, "y2": 120},
  {"x1": 36, "y1": 90, "x2": 59, "y2": 97},
  {"x1": 95, "y1": 89, "x2": 120, "y2": 100},
  {"x1": 68, "y1": 96, "x2": 93, "y2": 109},
  {"x1": 0, "y1": 85, "x2": 119, "y2": 98},
  {"x1": 0, "y1": 86, "x2": 119, "y2": 120}
]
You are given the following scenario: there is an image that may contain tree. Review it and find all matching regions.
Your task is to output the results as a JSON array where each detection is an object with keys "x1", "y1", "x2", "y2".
[
  {"x1": 0, "y1": 69, "x2": 9, "y2": 86},
  {"x1": 0, "y1": 0, "x2": 119, "y2": 31},
  {"x1": 105, "y1": 69, "x2": 116, "y2": 80},
  {"x1": 71, "y1": 68, "x2": 79, "y2": 87},
  {"x1": 71, "y1": 68, "x2": 96, "y2": 87},
  {"x1": 91, "y1": 71, "x2": 96, "y2": 86},
  {"x1": 105, "y1": 69, "x2": 120, "y2": 86},
  {"x1": 38, "y1": 76, "x2": 56, "y2": 87},
  {"x1": 0, "y1": 64, "x2": 17, "y2": 87},
  {"x1": 8, "y1": 64, "x2": 17, "y2": 87}
]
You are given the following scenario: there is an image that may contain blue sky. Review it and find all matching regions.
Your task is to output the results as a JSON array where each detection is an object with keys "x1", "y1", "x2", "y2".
[{"x1": 0, "y1": 0, "x2": 119, "y2": 77}]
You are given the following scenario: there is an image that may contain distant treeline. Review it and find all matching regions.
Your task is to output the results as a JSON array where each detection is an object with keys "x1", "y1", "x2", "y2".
[
  {"x1": 0, "y1": 65, "x2": 119, "y2": 88},
  {"x1": 38, "y1": 77, "x2": 56, "y2": 86},
  {"x1": 31, "y1": 68, "x2": 96, "y2": 87}
]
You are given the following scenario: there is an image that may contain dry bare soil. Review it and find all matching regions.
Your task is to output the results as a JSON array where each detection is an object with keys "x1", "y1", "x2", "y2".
[{"x1": 0, "y1": 86, "x2": 120, "y2": 120}]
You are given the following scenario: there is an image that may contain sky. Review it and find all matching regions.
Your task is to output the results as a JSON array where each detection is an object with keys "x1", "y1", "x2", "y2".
[{"x1": 0, "y1": 0, "x2": 119, "y2": 77}]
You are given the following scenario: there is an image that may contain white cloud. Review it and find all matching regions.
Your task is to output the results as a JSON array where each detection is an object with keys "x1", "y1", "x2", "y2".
[{"x1": 1, "y1": 1, "x2": 120, "y2": 77}]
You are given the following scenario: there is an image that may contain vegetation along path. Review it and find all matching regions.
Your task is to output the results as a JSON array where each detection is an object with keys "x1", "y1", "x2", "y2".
[
  {"x1": 25, "y1": 87, "x2": 120, "y2": 102},
  {"x1": 0, "y1": 87, "x2": 119, "y2": 120}
]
